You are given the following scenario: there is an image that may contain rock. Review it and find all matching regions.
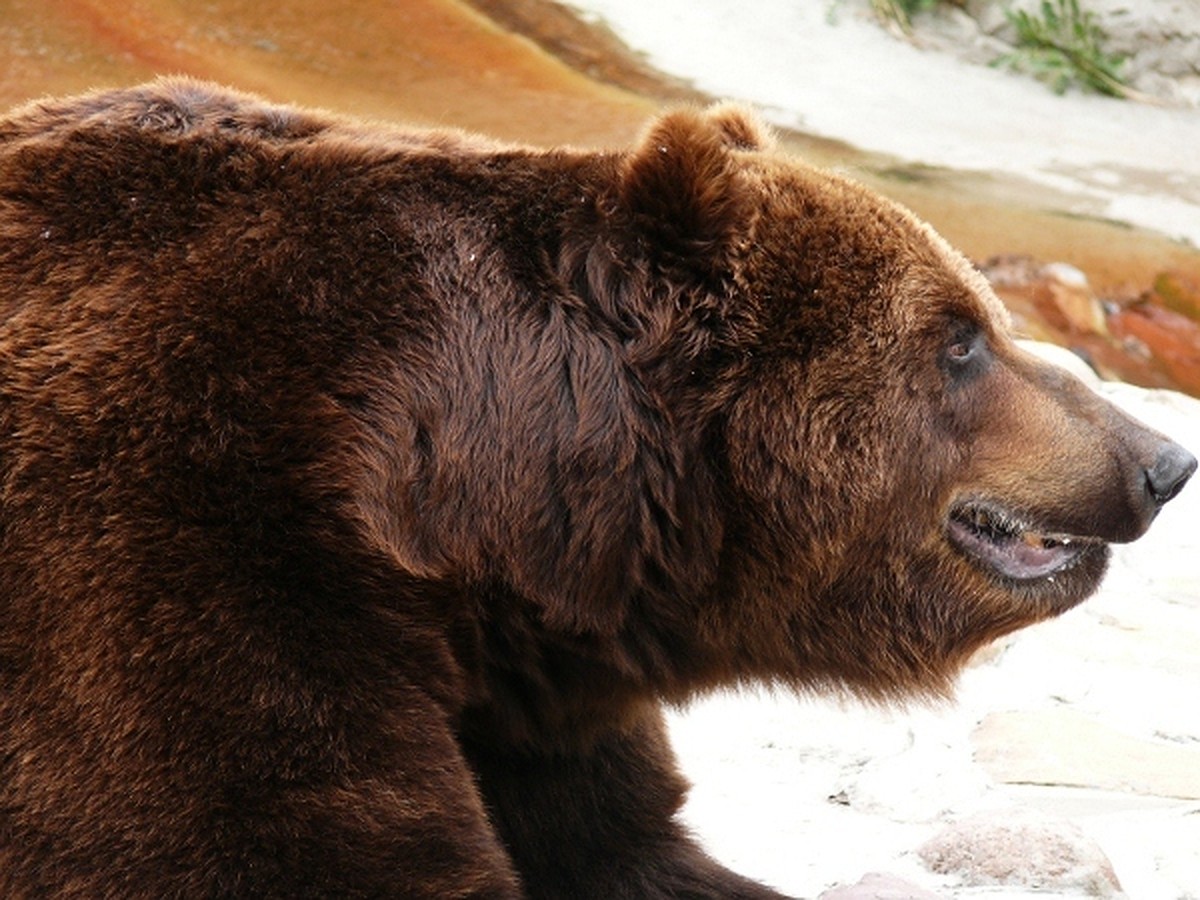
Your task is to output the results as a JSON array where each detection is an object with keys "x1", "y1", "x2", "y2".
[
  {"x1": 1042, "y1": 261, "x2": 1089, "y2": 289},
  {"x1": 918, "y1": 808, "x2": 1123, "y2": 896},
  {"x1": 978, "y1": 255, "x2": 1107, "y2": 338},
  {"x1": 973, "y1": 708, "x2": 1200, "y2": 800},
  {"x1": 976, "y1": 254, "x2": 1042, "y2": 290},
  {"x1": 964, "y1": 0, "x2": 1008, "y2": 36},
  {"x1": 978, "y1": 254, "x2": 1200, "y2": 397},
  {"x1": 1018, "y1": 340, "x2": 1101, "y2": 387},
  {"x1": 1107, "y1": 302, "x2": 1200, "y2": 396},
  {"x1": 818, "y1": 872, "x2": 947, "y2": 899},
  {"x1": 1151, "y1": 270, "x2": 1200, "y2": 322},
  {"x1": 1030, "y1": 262, "x2": 1108, "y2": 338}
]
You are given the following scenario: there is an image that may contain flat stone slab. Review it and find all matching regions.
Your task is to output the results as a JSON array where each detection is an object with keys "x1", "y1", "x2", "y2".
[
  {"x1": 973, "y1": 708, "x2": 1200, "y2": 800},
  {"x1": 819, "y1": 872, "x2": 947, "y2": 899}
]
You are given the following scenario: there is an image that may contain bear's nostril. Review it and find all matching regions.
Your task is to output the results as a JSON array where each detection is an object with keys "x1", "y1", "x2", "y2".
[{"x1": 1145, "y1": 443, "x2": 1197, "y2": 507}]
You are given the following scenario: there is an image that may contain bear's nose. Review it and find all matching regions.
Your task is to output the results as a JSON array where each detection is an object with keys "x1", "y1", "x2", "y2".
[{"x1": 1145, "y1": 442, "x2": 1197, "y2": 507}]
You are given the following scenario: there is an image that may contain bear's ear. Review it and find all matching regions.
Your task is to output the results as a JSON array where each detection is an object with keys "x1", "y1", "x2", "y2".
[
  {"x1": 618, "y1": 105, "x2": 769, "y2": 263},
  {"x1": 703, "y1": 102, "x2": 775, "y2": 152}
]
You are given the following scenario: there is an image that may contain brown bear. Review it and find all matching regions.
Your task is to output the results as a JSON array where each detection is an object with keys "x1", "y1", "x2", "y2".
[{"x1": 0, "y1": 78, "x2": 1192, "y2": 899}]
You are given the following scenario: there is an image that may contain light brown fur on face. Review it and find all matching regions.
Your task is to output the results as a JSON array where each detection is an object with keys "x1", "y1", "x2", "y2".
[{"x1": 0, "y1": 80, "x2": 1191, "y2": 898}]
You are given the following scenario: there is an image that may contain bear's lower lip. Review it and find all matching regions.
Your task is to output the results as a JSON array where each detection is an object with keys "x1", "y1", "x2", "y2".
[{"x1": 946, "y1": 501, "x2": 1095, "y2": 582}]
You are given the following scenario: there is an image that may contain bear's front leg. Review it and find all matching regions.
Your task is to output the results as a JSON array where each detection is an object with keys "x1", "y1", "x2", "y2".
[{"x1": 463, "y1": 707, "x2": 794, "y2": 900}]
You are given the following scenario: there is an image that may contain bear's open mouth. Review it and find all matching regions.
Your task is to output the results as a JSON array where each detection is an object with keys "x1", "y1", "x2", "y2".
[{"x1": 947, "y1": 500, "x2": 1095, "y2": 582}]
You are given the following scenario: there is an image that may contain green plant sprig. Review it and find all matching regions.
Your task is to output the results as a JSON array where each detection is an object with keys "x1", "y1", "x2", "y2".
[{"x1": 992, "y1": 0, "x2": 1151, "y2": 101}]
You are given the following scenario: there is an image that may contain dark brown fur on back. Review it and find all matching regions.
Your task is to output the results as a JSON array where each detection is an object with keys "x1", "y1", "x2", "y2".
[{"x1": 0, "y1": 79, "x2": 1189, "y2": 898}]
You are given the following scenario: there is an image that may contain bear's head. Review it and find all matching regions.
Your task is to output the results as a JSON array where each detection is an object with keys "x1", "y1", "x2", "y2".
[{"x1": 595, "y1": 106, "x2": 1195, "y2": 699}]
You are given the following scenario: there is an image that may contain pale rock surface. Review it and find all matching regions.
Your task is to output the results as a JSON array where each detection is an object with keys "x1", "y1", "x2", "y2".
[
  {"x1": 819, "y1": 871, "x2": 947, "y2": 899},
  {"x1": 974, "y1": 708, "x2": 1200, "y2": 800},
  {"x1": 918, "y1": 808, "x2": 1123, "y2": 896}
]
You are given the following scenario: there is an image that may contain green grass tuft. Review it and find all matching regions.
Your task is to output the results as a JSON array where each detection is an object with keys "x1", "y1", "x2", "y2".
[{"x1": 992, "y1": 0, "x2": 1134, "y2": 99}]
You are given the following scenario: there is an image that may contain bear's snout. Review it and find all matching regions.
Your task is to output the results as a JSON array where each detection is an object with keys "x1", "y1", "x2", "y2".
[
  {"x1": 994, "y1": 348, "x2": 1196, "y2": 548},
  {"x1": 1144, "y1": 442, "x2": 1196, "y2": 509},
  {"x1": 1110, "y1": 415, "x2": 1196, "y2": 545}
]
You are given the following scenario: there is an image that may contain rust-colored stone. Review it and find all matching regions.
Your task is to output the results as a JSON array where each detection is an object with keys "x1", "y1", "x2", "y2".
[
  {"x1": 1151, "y1": 270, "x2": 1200, "y2": 322},
  {"x1": 1109, "y1": 302, "x2": 1200, "y2": 396},
  {"x1": 980, "y1": 255, "x2": 1200, "y2": 397},
  {"x1": 1028, "y1": 263, "x2": 1108, "y2": 338}
]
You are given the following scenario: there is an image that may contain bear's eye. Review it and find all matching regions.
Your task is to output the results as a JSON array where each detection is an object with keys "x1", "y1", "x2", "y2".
[
  {"x1": 946, "y1": 339, "x2": 974, "y2": 362},
  {"x1": 942, "y1": 323, "x2": 988, "y2": 378}
]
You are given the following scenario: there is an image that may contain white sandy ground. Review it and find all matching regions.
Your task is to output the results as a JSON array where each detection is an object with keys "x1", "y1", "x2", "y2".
[
  {"x1": 567, "y1": 0, "x2": 1200, "y2": 246},
  {"x1": 558, "y1": 2, "x2": 1200, "y2": 895}
]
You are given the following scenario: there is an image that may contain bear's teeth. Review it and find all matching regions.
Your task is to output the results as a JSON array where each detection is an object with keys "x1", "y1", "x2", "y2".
[{"x1": 1040, "y1": 535, "x2": 1073, "y2": 550}]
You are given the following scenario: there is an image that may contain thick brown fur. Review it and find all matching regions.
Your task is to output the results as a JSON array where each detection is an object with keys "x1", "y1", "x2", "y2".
[{"x1": 0, "y1": 79, "x2": 1191, "y2": 898}]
